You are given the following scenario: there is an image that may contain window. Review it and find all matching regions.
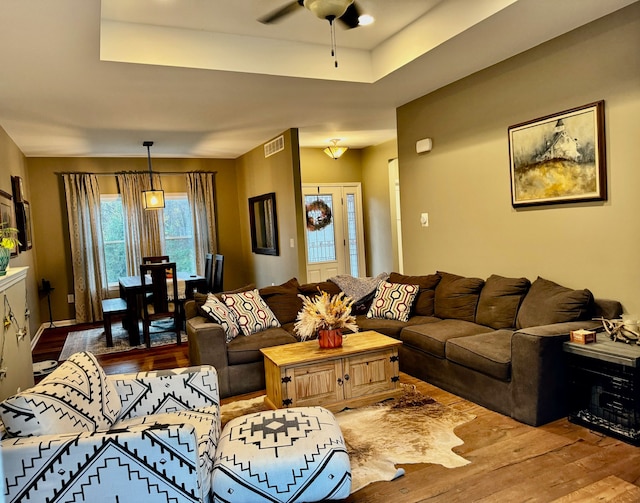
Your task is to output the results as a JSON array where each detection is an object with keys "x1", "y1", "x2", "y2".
[
  {"x1": 163, "y1": 194, "x2": 195, "y2": 273},
  {"x1": 100, "y1": 193, "x2": 195, "y2": 285},
  {"x1": 100, "y1": 195, "x2": 127, "y2": 285}
]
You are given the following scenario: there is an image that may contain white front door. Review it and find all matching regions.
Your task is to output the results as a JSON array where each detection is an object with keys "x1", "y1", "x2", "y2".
[{"x1": 302, "y1": 184, "x2": 365, "y2": 282}]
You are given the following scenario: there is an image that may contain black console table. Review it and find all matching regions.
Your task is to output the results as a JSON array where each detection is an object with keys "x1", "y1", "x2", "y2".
[{"x1": 563, "y1": 333, "x2": 640, "y2": 445}]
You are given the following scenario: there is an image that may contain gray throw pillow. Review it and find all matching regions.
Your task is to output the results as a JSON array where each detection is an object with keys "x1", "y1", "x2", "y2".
[{"x1": 516, "y1": 277, "x2": 593, "y2": 329}]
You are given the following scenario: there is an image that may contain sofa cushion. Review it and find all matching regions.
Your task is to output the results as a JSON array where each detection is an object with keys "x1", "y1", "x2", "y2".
[
  {"x1": 446, "y1": 330, "x2": 513, "y2": 381},
  {"x1": 355, "y1": 315, "x2": 408, "y2": 339},
  {"x1": 388, "y1": 272, "x2": 440, "y2": 316},
  {"x1": 400, "y1": 319, "x2": 492, "y2": 358},
  {"x1": 226, "y1": 328, "x2": 297, "y2": 365},
  {"x1": 222, "y1": 289, "x2": 281, "y2": 336},
  {"x1": 475, "y1": 274, "x2": 531, "y2": 329},
  {"x1": 200, "y1": 294, "x2": 241, "y2": 342},
  {"x1": 298, "y1": 281, "x2": 342, "y2": 298},
  {"x1": 259, "y1": 278, "x2": 303, "y2": 325},
  {"x1": 516, "y1": 277, "x2": 593, "y2": 329},
  {"x1": 434, "y1": 271, "x2": 484, "y2": 322},
  {"x1": 0, "y1": 352, "x2": 121, "y2": 437},
  {"x1": 367, "y1": 281, "x2": 419, "y2": 322}
]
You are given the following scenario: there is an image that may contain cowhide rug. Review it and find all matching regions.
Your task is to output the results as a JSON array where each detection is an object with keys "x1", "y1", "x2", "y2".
[{"x1": 220, "y1": 385, "x2": 475, "y2": 493}]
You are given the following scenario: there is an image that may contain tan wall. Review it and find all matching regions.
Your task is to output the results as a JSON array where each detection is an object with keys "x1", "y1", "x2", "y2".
[
  {"x1": 362, "y1": 139, "x2": 398, "y2": 275},
  {"x1": 397, "y1": 4, "x2": 640, "y2": 314},
  {"x1": 26, "y1": 156, "x2": 241, "y2": 322},
  {"x1": 0, "y1": 127, "x2": 40, "y2": 337},
  {"x1": 300, "y1": 147, "x2": 362, "y2": 183},
  {"x1": 235, "y1": 129, "x2": 305, "y2": 287}
]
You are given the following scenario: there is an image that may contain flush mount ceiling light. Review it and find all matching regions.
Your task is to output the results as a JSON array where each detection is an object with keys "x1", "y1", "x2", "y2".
[
  {"x1": 142, "y1": 141, "x2": 165, "y2": 210},
  {"x1": 323, "y1": 139, "x2": 348, "y2": 160}
]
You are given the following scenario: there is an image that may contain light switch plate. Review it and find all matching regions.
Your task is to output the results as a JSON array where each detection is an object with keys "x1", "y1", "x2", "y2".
[{"x1": 420, "y1": 213, "x2": 429, "y2": 227}]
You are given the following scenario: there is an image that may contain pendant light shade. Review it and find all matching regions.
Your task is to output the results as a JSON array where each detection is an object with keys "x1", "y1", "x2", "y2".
[
  {"x1": 142, "y1": 141, "x2": 165, "y2": 210},
  {"x1": 323, "y1": 139, "x2": 348, "y2": 160}
]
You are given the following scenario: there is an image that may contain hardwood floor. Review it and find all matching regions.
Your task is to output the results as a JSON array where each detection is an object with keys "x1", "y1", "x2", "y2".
[
  {"x1": 32, "y1": 322, "x2": 190, "y2": 374},
  {"x1": 32, "y1": 325, "x2": 640, "y2": 502}
]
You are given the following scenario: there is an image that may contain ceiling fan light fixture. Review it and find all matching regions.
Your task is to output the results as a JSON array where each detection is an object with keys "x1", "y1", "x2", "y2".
[
  {"x1": 324, "y1": 139, "x2": 348, "y2": 160},
  {"x1": 304, "y1": 0, "x2": 353, "y2": 20},
  {"x1": 358, "y1": 14, "x2": 374, "y2": 26}
]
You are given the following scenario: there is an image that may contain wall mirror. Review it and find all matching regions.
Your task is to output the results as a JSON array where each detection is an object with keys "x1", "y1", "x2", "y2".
[{"x1": 249, "y1": 192, "x2": 279, "y2": 256}]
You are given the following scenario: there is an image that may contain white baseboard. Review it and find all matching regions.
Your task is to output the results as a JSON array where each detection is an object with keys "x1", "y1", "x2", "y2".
[{"x1": 31, "y1": 319, "x2": 77, "y2": 351}]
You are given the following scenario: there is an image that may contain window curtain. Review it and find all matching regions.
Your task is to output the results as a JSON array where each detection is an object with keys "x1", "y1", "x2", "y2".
[
  {"x1": 62, "y1": 173, "x2": 108, "y2": 323},
  {"x1": 185, "y1": 172, "x2": 217, "y2": 275},
  {"x1": 116, "y1": 172, "x2": 164, "y2": 275}
]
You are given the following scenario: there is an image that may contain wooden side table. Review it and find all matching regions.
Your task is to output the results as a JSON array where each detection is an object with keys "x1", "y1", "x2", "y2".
[
  {"x1": 563, "y1": 333, "x2": 640, "y2": 445},
  {"x1": 261, "y1": 331, "x2": 402, "y2": 413}
]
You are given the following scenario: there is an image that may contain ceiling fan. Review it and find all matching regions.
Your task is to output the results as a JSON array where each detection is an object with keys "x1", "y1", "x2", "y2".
[
  {"x1": 259, "y1": 0, "x2": 366, "y2": 67},
  {"x1": 259, "y1": 0, "x2": 362, "y2": 29}
]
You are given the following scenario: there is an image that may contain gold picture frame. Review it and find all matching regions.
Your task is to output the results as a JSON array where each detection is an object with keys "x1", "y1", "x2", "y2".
[
  {"x1": 0, "y1": 189, "x2": 18, "y2": 257},
  {"x1": 508, "y1": 101, "x2": 606, "y2": 207}
]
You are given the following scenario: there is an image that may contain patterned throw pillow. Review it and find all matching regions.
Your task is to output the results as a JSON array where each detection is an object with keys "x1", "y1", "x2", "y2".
[
  {"x1": 222, "y1": 289, "x2": 281, "y2": 336},
  {"x1": 0, "y1": 351, "x2": 121, "y2": 437},
  {"x1": 366, "y1": 281, "x2": 419, "y2": 322},
  {"x1": 200, "y1": 294, "x2": 242, "y2": 342}
]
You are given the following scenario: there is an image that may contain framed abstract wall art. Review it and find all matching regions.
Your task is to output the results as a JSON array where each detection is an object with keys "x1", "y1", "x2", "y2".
[{"x1": 508, "y1": 101, "x2": 606, "y2": 207}]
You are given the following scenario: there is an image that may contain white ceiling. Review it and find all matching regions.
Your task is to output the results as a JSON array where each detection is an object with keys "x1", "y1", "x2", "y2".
[{"x1": 0, "y1": 0, "x2": 635, "y2": 158}]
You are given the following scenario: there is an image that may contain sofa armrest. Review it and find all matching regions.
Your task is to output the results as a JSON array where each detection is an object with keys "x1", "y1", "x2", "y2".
[
  {"x1": 186, "y1": 316, "x2": 229, "y2": 368},
  {"x1": 514, "y1": 319, "x2": 602, "y2": 337},
  {"x1": 510, "y1": 320, "x2": 599, "y2": 426},
  {"x1": 109, "y1": 365, "x2": 220, "y2": 420},
  {"x1": 184, "y1": 298, "x2": 200, "y2": 320},
  {"x1": 2, "y1": 423, "x2": 204, "y2": 503}
]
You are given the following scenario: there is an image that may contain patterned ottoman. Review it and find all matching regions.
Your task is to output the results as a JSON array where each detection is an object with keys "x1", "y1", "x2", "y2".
[{"x1": 211, "y1": 407, "x2": 351, "y2": 502}]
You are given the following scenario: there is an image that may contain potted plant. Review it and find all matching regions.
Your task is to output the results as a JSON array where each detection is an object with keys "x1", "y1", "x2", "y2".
[
  {"x1": 294, "y1": 290, "x2": 358, "y2": 348},
  {"x1": 0, "y1": 224, "x2": 19, "y2": 276}
]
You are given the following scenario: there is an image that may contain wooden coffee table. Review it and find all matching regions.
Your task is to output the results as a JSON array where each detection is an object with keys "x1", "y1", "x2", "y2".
[{"x1": 261, "y1": 330, "x2": 402, "y2": 413}]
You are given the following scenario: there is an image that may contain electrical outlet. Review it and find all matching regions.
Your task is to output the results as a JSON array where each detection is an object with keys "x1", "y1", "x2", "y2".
[{"x1": 67, "y1": 294, "x2": 75, "y2": 304}]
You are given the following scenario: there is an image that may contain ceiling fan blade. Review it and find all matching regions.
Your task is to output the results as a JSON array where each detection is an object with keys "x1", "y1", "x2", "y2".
[
  {"x1": 258, "y1": 0, "x2": 304, "y2": 24},
  {"x1": 337, "y1": 2, "x2": 361, "y2": 29}
]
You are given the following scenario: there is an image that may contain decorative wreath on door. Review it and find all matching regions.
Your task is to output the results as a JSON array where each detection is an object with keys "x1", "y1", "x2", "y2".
[{"x1": 305, "y1": 200, "x2": 332, "y2": 231}]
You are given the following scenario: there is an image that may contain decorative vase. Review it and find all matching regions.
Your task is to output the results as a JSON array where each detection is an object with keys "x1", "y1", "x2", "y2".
[
  {"x1": 0, "y1": 247, "x2": 10, "y2": 276},
  {"x1": 318, "y1": 328, "x2": 343, "y2": 349}
]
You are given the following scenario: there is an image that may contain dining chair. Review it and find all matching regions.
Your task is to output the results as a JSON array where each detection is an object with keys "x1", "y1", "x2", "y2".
[
  {"x1": 142, "y1": 255, "x2": 170, "y2": 264},
  {"x1": 204, "y1": 253, "x2": 214, "y2": 292},
  {"x1": 212, "y1": 254, "x2": 224, "y2": 293},
  {"x1": 140, "y1": 262, "x2": 181, "y2": 348}
]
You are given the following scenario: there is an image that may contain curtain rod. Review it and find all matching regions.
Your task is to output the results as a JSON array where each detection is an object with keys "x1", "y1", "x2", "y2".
[{"x1": 55, "y1": 170, "x2": 217, "y2": 177}]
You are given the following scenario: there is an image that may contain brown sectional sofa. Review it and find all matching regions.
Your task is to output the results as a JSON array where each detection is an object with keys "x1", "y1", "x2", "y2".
[{"x1": 185, "y1": 272, "x2": 621, "y2": 426}]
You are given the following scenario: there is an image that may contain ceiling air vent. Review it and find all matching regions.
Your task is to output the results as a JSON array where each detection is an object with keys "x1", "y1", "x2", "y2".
[{"x1": 264, "y1": 135, "x2": 285, "y2": 158}]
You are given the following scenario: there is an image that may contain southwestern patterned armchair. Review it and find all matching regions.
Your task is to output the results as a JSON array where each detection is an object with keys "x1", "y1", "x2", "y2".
[{"x1": 0, "y1": 352, "x2": 220, "y2": 503}]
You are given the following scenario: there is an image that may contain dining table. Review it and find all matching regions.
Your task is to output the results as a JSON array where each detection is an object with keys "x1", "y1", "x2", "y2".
[{"x1": 118, "y1": 272, "x2": 207, "y2": 346}]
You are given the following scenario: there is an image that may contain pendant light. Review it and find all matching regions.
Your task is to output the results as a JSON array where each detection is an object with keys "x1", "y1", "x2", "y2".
[
  {"x1": 142, "y1": 141, "x2": 165, "y2": 210},
  {"x1": 323, "y1": 139, "x2": 348, "y2": 160}
]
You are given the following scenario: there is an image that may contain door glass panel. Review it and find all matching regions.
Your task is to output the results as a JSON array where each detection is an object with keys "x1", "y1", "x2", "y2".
[
  {"x1": 346, "y1": 193, "x2": 359, "y2": 276},
  {"x1": 305, "y1": 194, "x2": 336, "y2": 263}
]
